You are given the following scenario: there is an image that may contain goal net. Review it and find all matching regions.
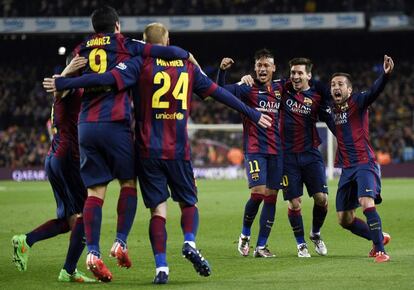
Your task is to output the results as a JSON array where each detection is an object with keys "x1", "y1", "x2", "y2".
[{"x1": 188, "y1": 122, "x2": 336, "y2": 180}]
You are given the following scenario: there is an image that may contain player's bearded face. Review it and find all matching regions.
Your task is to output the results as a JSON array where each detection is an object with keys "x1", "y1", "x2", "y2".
[
  {"x1": 254, "y1": 57, "x2": 275, "y2": 84},
  {"x1": 331, "y1": 76, "x2": 352, "y2": 104},
  {"x1": 290, "y1": 65, "x2": 311, "y2": 91}
]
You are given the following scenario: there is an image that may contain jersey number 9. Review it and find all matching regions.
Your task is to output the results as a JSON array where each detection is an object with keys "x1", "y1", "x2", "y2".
[{"x1": 89, "y1": 48, "x2": 107, "y2": 74}]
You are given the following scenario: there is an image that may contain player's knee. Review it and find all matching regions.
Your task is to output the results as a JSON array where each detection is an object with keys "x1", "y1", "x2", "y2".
[
  {"x1": 313, "y1": 192, "x2": 328, "y2": 206},
  {"x1": 119, "y1": 179, "x2": 136, "y2": 188},
  {"x1": 179, "y1": 202, "x2": 197, "y2": 209},
  {"x1": 358, "y1": 196, "x2": 375, "y2": 210},
  {"x1": 88, "y1": 184, "x2": 107, "y2": 199},
  {"x1": 337, "y1": 212, "x2": 353, "y2": 228},
  {"x1": 264, "y1": 188, "x2": 278, "y2": 197},
  {"x1": 251, "y1": 185, "x2": 266, "y2": 195},
  {"x1": 289, "y1": 197, "x2": 301, "y2": 210},
  {"x1": 151, "y1": 202, "x2": 167, "y2": 218}
]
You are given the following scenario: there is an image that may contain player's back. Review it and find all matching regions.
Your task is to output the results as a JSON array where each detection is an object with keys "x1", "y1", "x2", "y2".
[
  {"x1": 49, "y1": 89, "x2": 83, "y2": 159},
  {"x1": 134, "y1": 57, "x2": 196, "y2": 160},
  {"x1": 133, "y1": 57, "x2": 218, "y2": 160},
  {"x1": 74, "y1": 33, "x2": 137, "y2": 123}
]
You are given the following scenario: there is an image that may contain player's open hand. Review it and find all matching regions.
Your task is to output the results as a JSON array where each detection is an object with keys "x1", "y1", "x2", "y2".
[
  {"x1": 62, "y1": 55, "x2": 88, "y2": 76},
  {"x1": 383, "y1": 55, "x2": 394, "y2": 74},
  {"x1": 220, "y1": 58, "x2": 234, "y2": 70},
  {"x1": 240, "y1": 74, "x2": 254, "y2": 86},
  {"x1": 257, "y1": 113, "x2": 272, "y2": 128},
  {"x1": 42, "y1": 77, "x2": 57, "y2": 93}
]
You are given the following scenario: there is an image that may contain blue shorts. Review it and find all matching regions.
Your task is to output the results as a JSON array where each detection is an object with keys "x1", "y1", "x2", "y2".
[
  {"x1": 244, "y1": 153, "x2": 283, "y2": 190},
  {"x1": 336, "y1": 162, "x2": 382, "y2": 212},
  {"x1": 136, "y1": 158, "x2": 198, "y2": 209},
  {"x1": 282, "y1": 148, "x2": 328, "y2": 201},
  {"x1": 45, "y1": 153, "x2": 87, "y2": 219},
  {"x1": 78, "y1": 122, "x2": 135, "y2": 187}
]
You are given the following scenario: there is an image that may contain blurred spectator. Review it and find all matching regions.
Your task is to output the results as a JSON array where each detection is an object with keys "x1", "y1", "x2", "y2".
[
  {"x1": 1, "y1": 0, "x2": 412, "y2": 16},
  {"x1": 227, "y1": 147, "x2": 244, "y2": 165},
  {"x1": 376, "y1": 150, "x2": 391, "y2": 165},
  {"x1": 0, "y1": 50, "x2": 413, "y2": 167}
]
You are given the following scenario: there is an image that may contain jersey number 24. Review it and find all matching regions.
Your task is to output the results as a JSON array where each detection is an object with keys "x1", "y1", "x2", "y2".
[{"x1": 152, "y1": 71, "x2": 189, "y2": 110}]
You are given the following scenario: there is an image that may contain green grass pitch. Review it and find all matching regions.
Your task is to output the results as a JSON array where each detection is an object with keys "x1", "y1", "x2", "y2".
[{"x1": 0, "y1": 178, "x2": 413, "y2": 289}]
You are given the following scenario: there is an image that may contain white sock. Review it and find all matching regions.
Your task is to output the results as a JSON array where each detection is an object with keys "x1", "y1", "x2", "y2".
[
  {"x1": 240, "y1": 233, "x2": 250, "y2": 239},
  {"x1": 156, "y1": 266, "x2": 169, "y2": 275},
  {"x1": 310, "y1": 231, "x2": 320, "y2": 237},
  {"x1": 184, "y1": 241, "x2": 196, "y2": 248}
]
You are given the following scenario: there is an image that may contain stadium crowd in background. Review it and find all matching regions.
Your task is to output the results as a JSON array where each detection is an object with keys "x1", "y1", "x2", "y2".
[
  {"x1": 0, "y1": 57, "x2": 413, "y2": 167},
  {"x1": 1, "y1": 0, "x2": 412, "y2": 17}
]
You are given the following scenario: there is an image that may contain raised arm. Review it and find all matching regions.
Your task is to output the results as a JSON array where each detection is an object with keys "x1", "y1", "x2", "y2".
[
  {"x1": 216, "y1": 57, "x2": 241, "y2": 96},
  {"x1": 357, "y1": 55, "x2": 394, "y2": 108}
]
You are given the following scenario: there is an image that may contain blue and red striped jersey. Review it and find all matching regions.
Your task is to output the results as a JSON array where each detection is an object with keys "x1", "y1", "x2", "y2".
[
  {"x1": 280, "y1": 80, "x2": 331, "y2": 153},
  {"x1": 112, "y1": 57, "x2": 218, "y2": 160},
  {"x1": 72, "y1": 33, "x2": 189, "y2": 124},
  {"x1": 55, "y1": 57, "x2": 261, "y2": 160},
  {"x1": 48, "y1": 89, "x2": 82, "y2": 159},
  {"x1": 218, "y1": 78, "x2": 282, "y2": 155},
  {"x1": 333, "y1": 73, "x2": 389, "y2": 168}
]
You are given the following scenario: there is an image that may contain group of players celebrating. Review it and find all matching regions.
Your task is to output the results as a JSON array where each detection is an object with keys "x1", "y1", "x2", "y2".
[{"x1": 11, "y1": 4, "x2": 394, "y2": 285}]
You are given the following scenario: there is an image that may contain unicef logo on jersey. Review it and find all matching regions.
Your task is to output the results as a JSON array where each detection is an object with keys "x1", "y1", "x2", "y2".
[{"x1": 155, "y1": 112, "x2": 184, "y2": 120}]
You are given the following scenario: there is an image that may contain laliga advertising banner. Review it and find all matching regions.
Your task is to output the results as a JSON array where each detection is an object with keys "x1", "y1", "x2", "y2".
[{"x1": 0, "y1": 13, "x2": 364, "y2": 33}]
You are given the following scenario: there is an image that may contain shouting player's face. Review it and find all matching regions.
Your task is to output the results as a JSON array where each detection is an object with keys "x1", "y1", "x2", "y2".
[
  {"x1": 290, "y1": 65, "x2": 311, "y2": 92},
  {"x1": 331, "y1": 76, "x2": 352, "y2": 105},
  {"x1": 255, "y1": 57, "x2": 275, "y2": 85}
]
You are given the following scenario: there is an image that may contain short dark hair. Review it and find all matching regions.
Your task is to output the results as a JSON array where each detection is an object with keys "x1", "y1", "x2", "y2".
[
  {"x1": 289, "y1": 57, "x2": 313, "y2": 73},
  {"x1": 91, "y1": 5, "x2": 119, "y2": 33},
  {"x1": 254, "y1": 48, "x2": 274, "y2": 61},
  {"x1": 331, "y1": 72, "x2": 353, "y2": 87}
]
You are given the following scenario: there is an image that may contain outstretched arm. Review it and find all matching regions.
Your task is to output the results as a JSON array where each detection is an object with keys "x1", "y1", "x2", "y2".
[
  {"x1": 358, "y1": 55, "x2": 394, "y2": 108},
  {"x1": 43, "y1": 72, "x2": 116, "y2": 92},
  {"x1": 43, "y1": 56, "x2": 144, "y2": 93},
  {"x1": 210, "y1": 86, "x2": 271, "y2": 128},
  {"x1": 137, "y1": 41, "x2": 190, "y2": 60},
  {"x1": 193, "y1": 66, "x2": 271, "y2": 128}
]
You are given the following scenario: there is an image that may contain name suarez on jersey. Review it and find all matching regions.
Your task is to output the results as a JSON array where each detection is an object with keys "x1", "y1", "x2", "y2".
[{"x1": 86, "y1": 36, "x2": 111, "y2": 47}]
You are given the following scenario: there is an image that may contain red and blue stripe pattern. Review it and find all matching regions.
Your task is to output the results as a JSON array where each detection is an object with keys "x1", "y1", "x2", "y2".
[
  {"x1": 49, "y1": 89, "x2": 82, "y2": 159},
  {"x1": 333, "y1": 73, "x2": 388, "y2": 168},
  {"x1": 280, "y1": 81, "x2": 325, "y2": 153}
]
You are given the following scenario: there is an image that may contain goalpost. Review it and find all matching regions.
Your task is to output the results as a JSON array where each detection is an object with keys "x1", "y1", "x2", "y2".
[{"x1": 188, "y1": 122, "x2": 335, "y2": 180}]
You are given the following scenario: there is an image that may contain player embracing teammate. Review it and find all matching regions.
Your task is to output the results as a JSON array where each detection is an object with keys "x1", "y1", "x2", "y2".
[{"x1": 43, "y1": 22, "x2": 271, "y2": 283}]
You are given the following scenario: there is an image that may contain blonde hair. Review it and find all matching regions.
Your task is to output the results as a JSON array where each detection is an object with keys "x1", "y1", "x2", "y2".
[{"x1": 143, "y1": 23, "x2": 168, "y2": 45}]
